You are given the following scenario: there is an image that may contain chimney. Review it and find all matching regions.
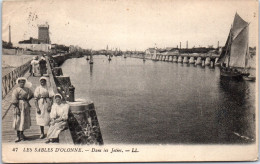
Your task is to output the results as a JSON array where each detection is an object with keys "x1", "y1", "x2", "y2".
[
  {"x1": 217, "y1": 41, "x2": 219, "y2": 48},
  {"x1": 186, "y1": 41, "x2": 188, "y2": 49},
  {"x1": 8, "y1": 25, "x2": 11, "y2": 44},
  {"x1": 180, "y1": 42, "x2": 181, "y2": 49}
]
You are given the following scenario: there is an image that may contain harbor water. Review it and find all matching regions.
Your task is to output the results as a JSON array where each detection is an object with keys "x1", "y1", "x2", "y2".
[{"x1": 61, "y1": 56, "x2": 255, "y2": 144}]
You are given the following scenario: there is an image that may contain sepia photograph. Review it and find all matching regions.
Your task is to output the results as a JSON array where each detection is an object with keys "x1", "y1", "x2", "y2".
[{"x1": 1, "y1": 0, "x2": 258, "y2": 163}]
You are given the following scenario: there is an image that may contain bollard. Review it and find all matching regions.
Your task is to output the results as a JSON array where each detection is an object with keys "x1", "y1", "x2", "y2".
[
  {"x1": 68, "y1": 100, "x2": 104, "y2": 145},
  {"x1": 68, "y1": 85, "x2": 75, "y2": 102},
  {"x1": 53, "y1": 67, "x2": 63, "y2": 76}
]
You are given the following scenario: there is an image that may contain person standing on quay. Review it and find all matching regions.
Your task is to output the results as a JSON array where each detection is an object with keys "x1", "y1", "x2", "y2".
[
  {"x1": 39, "y1": 56, "x2": 47, "y2": 76},
  {"x1": 34, "y1": 77, "x2": 54, "y2": 139},
  {"x1": 30, "y1": 56, "x2": 39, "y2": 76},
  {"x1": 46, "y1": 94, "x2": 69, "y2": 143},
  {"x1": 11, "y1": 77, "x2": 33, "y2": 142}
]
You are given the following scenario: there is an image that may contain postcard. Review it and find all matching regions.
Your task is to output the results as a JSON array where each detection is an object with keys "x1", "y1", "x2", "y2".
[{"x1": 2, "y1": 0, "x2": 258, "y2": 163}]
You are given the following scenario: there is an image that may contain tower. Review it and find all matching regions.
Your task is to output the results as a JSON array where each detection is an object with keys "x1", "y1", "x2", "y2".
[{"x1": 38, "y1": 24, "x2": 50, "y2": 44}]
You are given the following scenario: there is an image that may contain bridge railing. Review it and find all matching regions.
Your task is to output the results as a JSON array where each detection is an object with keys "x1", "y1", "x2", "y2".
[{"x1": 2, "y1": 60, "x2": 31, "y2": 99}]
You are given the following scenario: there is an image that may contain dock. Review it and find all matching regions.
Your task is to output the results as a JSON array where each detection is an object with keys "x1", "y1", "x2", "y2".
[
  {"x1": 2, "y1": 55, "x2": 103, "y2": 145},
  {"x1": 2, "y1": 73, "x2": 52, "y2": 143}
]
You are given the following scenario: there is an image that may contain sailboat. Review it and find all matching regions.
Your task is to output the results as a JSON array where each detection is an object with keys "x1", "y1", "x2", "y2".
[
  {"x1": 218, "y1": 13, "x2": 251, "y2": 80},
  {"x1": 89, "y1": 53, "x2": 93, "y2": 64},
  {"x1": 108, "y1": 54, "x2": 112, "y2": 61},
  {"x1": 86, "y1": 55, "x2": 89, "y2": 60}
]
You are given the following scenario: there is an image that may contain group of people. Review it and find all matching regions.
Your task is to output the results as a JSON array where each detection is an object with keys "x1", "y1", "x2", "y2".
[
  {"x1": 11, "y1": 76, "x2": 70, "y2": 143},
  {"x1": 30, "y1": 56, "x2": 47, "y2": 77}
]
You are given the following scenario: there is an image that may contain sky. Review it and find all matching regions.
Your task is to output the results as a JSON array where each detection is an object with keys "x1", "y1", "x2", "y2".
[{"x1": 2, "y1": 0, "x2": 258, "y2": 51}]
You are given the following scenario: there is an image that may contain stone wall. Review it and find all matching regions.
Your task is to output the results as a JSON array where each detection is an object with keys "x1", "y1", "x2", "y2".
[{"x1": 51, "y1": 56, "x2": 104, "y2": 145}]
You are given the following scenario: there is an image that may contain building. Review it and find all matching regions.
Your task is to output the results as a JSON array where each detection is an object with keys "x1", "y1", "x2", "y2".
[
  {"x1": 19, "y1": 37, "x2": 45, "y2": 44},
  {"x1": 38, "y1": 24, "x2": 50, "y2": 44},
  {"x1": 16, "y1": 24, "x2": 51, "y2": 52}
]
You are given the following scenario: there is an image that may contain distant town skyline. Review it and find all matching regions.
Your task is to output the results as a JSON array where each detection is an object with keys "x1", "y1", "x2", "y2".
[{"x1": 2, "y1": 0, "x2": 258, "y2": 51}]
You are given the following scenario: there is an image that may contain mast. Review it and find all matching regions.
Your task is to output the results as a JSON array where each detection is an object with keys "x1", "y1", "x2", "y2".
[
  {"x1": 226, "y1": 24, "x2": 233, "y2": 68},
  {"x1": 227, "y1": 29, "x2": 232, "y2": 67}
]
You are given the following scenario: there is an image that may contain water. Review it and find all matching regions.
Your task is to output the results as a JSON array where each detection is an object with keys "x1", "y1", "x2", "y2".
[{"x1": 61, "y1": 56, "x2": 255, "y2": 144}]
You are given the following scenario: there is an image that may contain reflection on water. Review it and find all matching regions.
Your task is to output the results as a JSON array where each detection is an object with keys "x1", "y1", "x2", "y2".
[
  {"x1": 61, "y1": 56, "x2": 255, "y2": 144},
  {"x1": 90, "y1": 64, "x2": 93, "y2": 78}
]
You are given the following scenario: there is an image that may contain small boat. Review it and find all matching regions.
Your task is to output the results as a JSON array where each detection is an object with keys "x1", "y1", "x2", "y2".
[{"x1": 218, "y1": 13, "x2": 250, "y2": 80}]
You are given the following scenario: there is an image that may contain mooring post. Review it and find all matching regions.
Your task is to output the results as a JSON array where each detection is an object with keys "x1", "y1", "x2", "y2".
[{"x1": 68, "y1": 85, "x2": 75, "y2": 102}]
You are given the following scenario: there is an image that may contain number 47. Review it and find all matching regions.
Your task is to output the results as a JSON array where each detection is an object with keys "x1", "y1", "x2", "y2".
[{"x1": 12, "y1": 148, "x2": 18, "y2": 152}]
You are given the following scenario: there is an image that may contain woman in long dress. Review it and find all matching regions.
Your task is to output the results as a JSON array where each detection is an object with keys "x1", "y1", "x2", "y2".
[
  {"x1": 30, "y1": 56, "x2": 39, "y2": 76},
  {"x1": 39, "y1": 57, "x2": 47, "y2": 76},
  {"x1": 11, "y1": 77, "x2": 33, "y2": 142},
  {"x1": 46, "y1": 94, "x2": 69, "y2": 143},
  {"x1": 34, "y1": 77, "x2": 54, "y2": 139}
]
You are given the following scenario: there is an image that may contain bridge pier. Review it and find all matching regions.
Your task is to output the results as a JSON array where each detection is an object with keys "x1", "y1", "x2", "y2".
[
  {"x1": 173, "y1": 56, "x2": 177, "y2": 62},
  {"x1": 183, "y1": 56, "x2": 189, "y2": 63},
  {"x1": 170, "y1": 56, "x2": 173, "y2": 62},
  {"x1": 210, "y1": 60, "x2": 215, "y2": 68},
  {"x1": 205, "y1": 57, "x2": 211, "y2": 66},
  {"x1": 177, "y1": 56, "x2": 183, "y2": 63},
  {"x1": 156, "y1": 55, "x2": 159, "y2": 61},
  {"x1": 201, "y1": 59, "x2": 205, "y2": 67},
  {"x1": 196, "y1": 57, "x2": 202, "y2": 65},
  {"x1": 189, "y1": 57, "x2": 195, "y2": 64}
]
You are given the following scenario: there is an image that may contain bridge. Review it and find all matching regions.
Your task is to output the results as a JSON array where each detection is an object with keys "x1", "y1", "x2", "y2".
[
  {"x1": 125, "y1": 50, "x2": 220, "y2": 67},
  {"x1": 2, "y1": 54, "x2": 103, "y2": 145}
]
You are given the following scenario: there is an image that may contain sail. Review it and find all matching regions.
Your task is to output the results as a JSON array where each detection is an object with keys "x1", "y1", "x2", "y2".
[
  {"x1": 218, "y1": 30, "x2": 231, "y2": 64},
  {"x1": 232, "y1": 13, "x2": 248, "y2": 40},
  {"x1": 229, "y1": 14, "x2": 249, "y2": 68}
]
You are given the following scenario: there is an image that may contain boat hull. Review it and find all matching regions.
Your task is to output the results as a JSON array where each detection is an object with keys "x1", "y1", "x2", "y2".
[{"x1": 220, "y1": 68, "x2": 242, "y2": 80}]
